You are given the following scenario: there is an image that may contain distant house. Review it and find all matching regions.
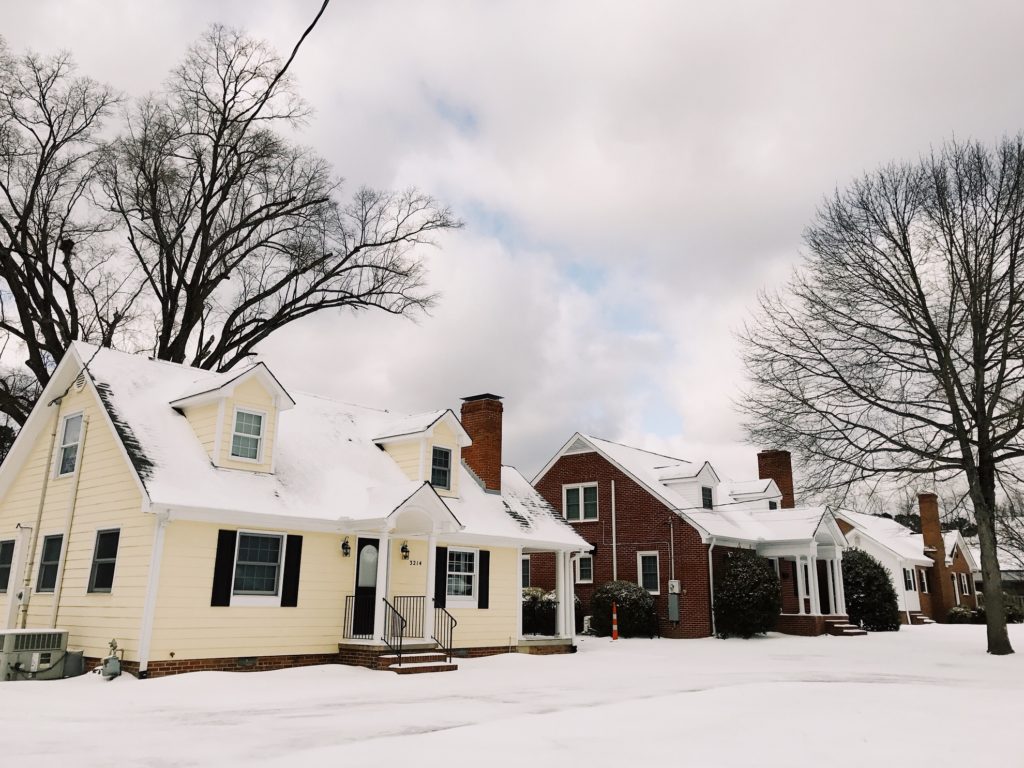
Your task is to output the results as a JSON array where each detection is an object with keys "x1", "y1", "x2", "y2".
[
  {"x1": 836, "y1": 493, "x2": 979, "y2": 623},
  {"x1": 965, "y1": 529, "x2": 1024, "y2": 613},
  {"x1": 530, "y1": 437, "x2": 862, "y2": 638},
  {"x1": 0, "y1": 344, "x2": 589, "y2": 677}
]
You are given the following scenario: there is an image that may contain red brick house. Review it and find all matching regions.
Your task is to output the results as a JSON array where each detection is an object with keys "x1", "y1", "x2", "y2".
[
  {"x1": 835, "y1": 493, "x2": 978, "y2": 624},
  {"x1": 529, "y1": 435, "x2": 861, "y2": 637}
]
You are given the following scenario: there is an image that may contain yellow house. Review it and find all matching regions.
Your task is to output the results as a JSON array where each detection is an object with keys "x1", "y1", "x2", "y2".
[{"x1": 0, "y1": 344, "x2": 590, "y2": 677}]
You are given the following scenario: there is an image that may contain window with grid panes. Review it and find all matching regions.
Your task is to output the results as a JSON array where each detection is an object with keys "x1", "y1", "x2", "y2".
[
  {"x1": 58, "y1": 414, "x2": 83, "y2": 475},
  {"x1": 431, "y1": 447, "x2": 452, "y2": 489},
  {"x1": 233, "y1": 533, "x2": 283, "y2": 595},
  {"x1": 231, "y1": 410, "x2": 264, "y2": 460},
  {"x1": 88, "y1": 530, "x2": 121, "y2": 593},
  {"x1": 446, "y1": 549, "x2": 476, "y2": 599}
]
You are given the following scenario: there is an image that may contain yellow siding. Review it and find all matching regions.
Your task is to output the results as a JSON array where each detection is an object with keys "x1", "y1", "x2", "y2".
[
  {"x1": 0, "y1": 382, "x2": 151, "y2": 661},
  {"x1": 442, "y1": 544, "x2": 519, "y2": 648},
  {"x1": 217, "y1": 377, "x2": 277, "y2": 472},
  {"x1": 150, "y1": 521, "x2": 355, "y2": 659},
  {"x1": 383, "y1": 439, "x2": 421, "y2": 481},
  {"x1": 388, "y1": 539, "x2": 428, "y2": 599},
  {"x1": 183, "y1": 401, "x2": 219, "y2": 460}
]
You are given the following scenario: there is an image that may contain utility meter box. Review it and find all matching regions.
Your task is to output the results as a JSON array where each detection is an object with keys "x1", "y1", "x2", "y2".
[{"x1": 667, "y1": 579, "x2": 682, "y2": 594}]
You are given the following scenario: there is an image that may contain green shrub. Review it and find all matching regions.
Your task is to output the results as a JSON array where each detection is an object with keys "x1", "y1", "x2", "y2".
[
  {"x1": 841, "y1": 549, "x2": 900, "y2": 631},
  {"x1": 521, "y1": 587, "x2": 582, "y2": 635},
  {"x1": 713, "y1": 551, "x2": 781, "y2": 638},
  {"x1": 947, "y1": 606, "x2": 974, "y2": 624},
  {"x1": 589, "y1": 581, "x2": 657, "y2": 637}
]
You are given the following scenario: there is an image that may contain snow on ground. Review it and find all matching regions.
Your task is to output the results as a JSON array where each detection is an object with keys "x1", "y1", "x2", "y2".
[{"x1": 2, "y1": 625, "x2": 1022, "y2": 767}]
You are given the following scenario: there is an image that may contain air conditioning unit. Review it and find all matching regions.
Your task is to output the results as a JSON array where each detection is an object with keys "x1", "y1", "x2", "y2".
[
  {"x1": 0, "y1": 629, "x2": 69, "y2": 681},
  {"x1": 668, "y1": 579, "x2": 682, "y2": 594}
]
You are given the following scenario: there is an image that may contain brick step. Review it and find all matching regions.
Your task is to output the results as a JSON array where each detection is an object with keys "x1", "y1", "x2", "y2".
[
  {"x1": 908, "y1": 612, "x2": 935, "y2": 626},
  {"x1": 375, "y1": 651, "x2": 448, "y2": 670},
  {"x1": 826, "y1": 621, "x2": 866, "y2": 637},
  {"x1": 389, "y1": 662, "x2": 459, "y2": 674}
]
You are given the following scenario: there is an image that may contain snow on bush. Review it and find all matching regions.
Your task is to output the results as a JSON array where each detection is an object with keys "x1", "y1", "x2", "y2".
[
  {"x1": 713, "y1": 551, "x2": 781, "y2": 638},
  {"x1": 589, "y1": 581, "x2": 658, "y2": 637},
  {"x1": 947, "y1": 606, "x2": 974, "y2": 624},
  {"x1": 841, "y1": 549, "x2": 900, "y2": 631}
]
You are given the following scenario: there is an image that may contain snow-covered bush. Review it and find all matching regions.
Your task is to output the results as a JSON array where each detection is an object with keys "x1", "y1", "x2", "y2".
[
  {"x1": 947, "y1": 605, "x2": 974, "y2": 624},
  {"x1": 841, "y1": 549, "x2": 900, "y2": 631},
  {"x1": 521, "y1": 588, "x2": 582, "y2": 635},
  {"x1": 589, "y1": 581, "x2": 657, "y2": 637},
  {"x1": 971, "y1": 601, "x2": 1023, "y2": 625},
  {"x1": 713, "y1": 551, "x2": 781, "y2": 638}
]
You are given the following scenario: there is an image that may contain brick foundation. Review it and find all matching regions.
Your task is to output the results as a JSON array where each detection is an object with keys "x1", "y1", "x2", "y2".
[{"x1": 774, "y1": 614, "x2": 830, "y2": 636}]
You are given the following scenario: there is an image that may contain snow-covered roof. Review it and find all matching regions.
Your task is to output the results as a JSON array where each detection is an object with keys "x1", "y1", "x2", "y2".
[
  {"x1": 964, "y1": 536, "x2": 1023, "y2": 578},
  {"x1": 31, "y1": 343, "x2": 586, "y2": 550},
  {"x1": 372, "y1": 409, "x2": 471, "y2": 445},
  {"x1": 537, "y1": 433, "x2": 840, "y2": 546},
  {"x1": 718, "y1": 478, "x2": 780, "y2": 500},
  {"x1": 168, "y1": 362, "x2": 296, "y2": 410},
  {"x1": 836, "y1": 510, "x2": 933, "y2": 566}
]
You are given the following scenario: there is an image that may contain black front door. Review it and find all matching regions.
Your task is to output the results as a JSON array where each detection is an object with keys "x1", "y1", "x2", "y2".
[{"x1": 353, "y1": 538, "x2": 380, "y2": 637}]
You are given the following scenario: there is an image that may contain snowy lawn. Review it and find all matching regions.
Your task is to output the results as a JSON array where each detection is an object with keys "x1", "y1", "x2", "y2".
[{"x1": 3, "y1": 624, "x2": 1022, "y2": 767}]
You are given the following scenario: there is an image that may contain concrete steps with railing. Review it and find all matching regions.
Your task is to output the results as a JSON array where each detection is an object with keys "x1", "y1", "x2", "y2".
[{"x1": 379, "y1": 651, "x2": 458, "y2": 674}]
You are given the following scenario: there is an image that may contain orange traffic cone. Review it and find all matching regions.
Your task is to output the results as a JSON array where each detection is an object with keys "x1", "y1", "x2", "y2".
[{"x1": 612, "y1": 600, "x2": 619, "y2": 641}]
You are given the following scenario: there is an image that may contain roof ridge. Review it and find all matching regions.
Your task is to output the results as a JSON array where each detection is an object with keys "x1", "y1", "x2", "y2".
[{"x1": 584, "y1": 434, "x2": 692, "y2": 464}]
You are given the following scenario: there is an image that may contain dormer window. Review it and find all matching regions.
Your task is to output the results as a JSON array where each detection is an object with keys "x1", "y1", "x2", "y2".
[
  {"x1": 431, "y1": 447, "x2": 452, "y2": 489},
  {"x1": 701, "y1": 486, "x2": 714, "y2": 509},
  {"x1": 231, "y1": 409, "x2": 264, "y2": 461}
]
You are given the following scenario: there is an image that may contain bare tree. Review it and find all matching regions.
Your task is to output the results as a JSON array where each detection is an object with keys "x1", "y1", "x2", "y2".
[
  {"x1": 740, "y1": 138, "x2": 1024, "y2": 655},
  {"x1": 0, "y1": 39, "x2": 131, "y2": 424},
  {"x1": 99, "y1": 19, "x2": 459, "y2": 371}
]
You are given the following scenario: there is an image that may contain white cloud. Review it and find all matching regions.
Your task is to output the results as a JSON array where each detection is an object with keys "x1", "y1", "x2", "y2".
[{"x1": 7, "y1": 0, "x2": 1024, "y2": 482}]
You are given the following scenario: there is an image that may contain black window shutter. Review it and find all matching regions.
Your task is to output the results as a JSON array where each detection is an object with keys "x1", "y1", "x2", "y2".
[
  {"x1": 478, "y1": 550, "x2": 490, "y2": 609},
  {"x1": 211, "y1": 530, "x2": 237, "y2": 607},
  {"x1": 434, "y1": 546, "x2": 448, "y2": 608},
  {"x1": 280, "y1": 535, "x2": 303, "y2": 607}
]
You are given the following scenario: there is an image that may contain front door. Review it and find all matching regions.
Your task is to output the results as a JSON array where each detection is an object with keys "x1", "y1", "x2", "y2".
[{"x1": 353, "y1": 538, "x2": 380, "y2": 637}]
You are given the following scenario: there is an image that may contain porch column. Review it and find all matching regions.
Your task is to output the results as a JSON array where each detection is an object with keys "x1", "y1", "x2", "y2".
[
  {"x1": 516, "y1": 547, "x2": 524, "y2": 641},
  {"x1": 563, "y1": 553, "x2": 576, "y2": 639},
  {"x1": 423, "y1": 533, "x2": 437, "y2": 641},
  {"x1": 825, "y1": 558, "x2": 836, "y2": 615},
  {"x1": 555, "y1": 551, "x2": 567, "y2": 637},
  {"x1": 808, "y1": 555, "x2": 821, "y2": 615},
  {"x1": 372, "y1": 532, "x2": 390, "y2": 642},
  {"x1": 795, "y1": 556, "x2": 807, "y2": 614},
  {"x1": 835, "y1": 549, "x2": 847, "y2": 614}
]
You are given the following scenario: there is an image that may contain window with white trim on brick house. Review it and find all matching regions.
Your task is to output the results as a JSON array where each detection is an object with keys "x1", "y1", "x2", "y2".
[
  {"x1": 919, "y1": 569, "x2": 929, "y2": 593},
  {"x1": 521, "y1": 555, "x2": 530, "y2": 588},
  {"x1": 637, "y1": 551, "x2": 660, "y2": 594},
  {"x1": 576, "y1": 553, "x2": 594, "y2": 584},
  {"x1": 563, "y1": 483, "x2": 598, "y2": 521}
]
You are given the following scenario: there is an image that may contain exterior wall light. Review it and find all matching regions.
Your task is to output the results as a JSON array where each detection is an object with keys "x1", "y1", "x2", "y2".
[
  {"x1": 401, "y1": 541, "x2": 410, "y2": 560},
  {"x1": 341, "y1": 537, "x2": 351, "y2": 557}
]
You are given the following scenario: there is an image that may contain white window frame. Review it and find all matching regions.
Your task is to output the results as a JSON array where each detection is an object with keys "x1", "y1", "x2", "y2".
[
  {"x1": 229, "y1": 407, "x2": 267, "y2": 463},
  {"x1": 919, "y1": 568, "x2": 929, "y2": 594},
  {"x1": 446, "y1": 546, "x2": 478, "y2": 607},
  {"x1": 562, "y1": 483, "x2": 598, "y2": 522},
  {"x1": 959, "y1": 573, "x2": 971, "y2": 595},
  {"x1": 521, "y1": 554, "x2": 530, "y2": 589},
  {"x1": 637, "y1": 551, "x2": 660, "y2": 595},
  {"x1": 575, "y1": 553, "x2": 594, "y2": 584},
  {"x1": 230, "y1": 529, "x2": 287, "y2": 607},
  {"x1": 35, "y1": 532, "x2": 64, "y2": 593},
  {"x1": 0, "y1": 538, "x2": 15, "y2": 593},
  {"x1": 55, "y1": 411, "x2": 84, "y2": 477},
  {"x1": 431, "y1": 446, "x2": 452, "y2": 490},
  {"x1": 903, "y1": 568, "x2": 916, "y2": 591},
  {"x1": 87, "y1": 528, "x2": 121, "y2": 594}
]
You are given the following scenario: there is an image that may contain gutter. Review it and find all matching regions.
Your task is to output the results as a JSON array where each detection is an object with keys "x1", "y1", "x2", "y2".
[
  {"x1": 611, "y1": 479, "x2": 618, "y2": 581},
  {"x1": 50, "y1": 416, "x2": 90, "y2": 628},
  {"x1": 20, "y1": 406, "x2": 61, "y2": 629}
]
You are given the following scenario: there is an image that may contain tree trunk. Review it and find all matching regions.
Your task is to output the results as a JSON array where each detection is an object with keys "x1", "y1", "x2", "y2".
[{"x1": 972, "y1": 459, "x2": 1013, "y2": 655}]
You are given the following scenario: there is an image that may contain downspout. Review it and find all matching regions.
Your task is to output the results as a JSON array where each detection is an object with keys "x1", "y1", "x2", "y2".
[
  {"x1": 137, "y1": 512, "x2": 170, "y2": 678},
  {"x1": 50, "y1": 416, "x2": 90, "y2": 628},
  {"x1": 708, "y1": 537, "x2": 717, "y2": 636},
  {"x1": 19, "y1": 406, "x2": 62, "y2": 629},
  {"x1": 902, "y1": 559, "x2": 912, "y2": 625},
  {"x1": 610, "y1": 480, "x2": 618, "y2": 581}
]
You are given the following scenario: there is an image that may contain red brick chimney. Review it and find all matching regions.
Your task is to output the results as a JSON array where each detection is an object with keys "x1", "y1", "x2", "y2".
[
  {"x1": 757, "y1": 449, "x2": 795, "y2": 508},
  {"x1": 460, "y1": 394, "x2": 503, "y2": 493},
  {"x1": 919, "y1": 492, "x2": 952, "y2": 621}
]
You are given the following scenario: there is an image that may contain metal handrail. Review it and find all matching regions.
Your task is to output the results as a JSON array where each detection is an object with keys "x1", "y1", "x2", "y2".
[
  {"x1": 381, "y1": 597, "x2": 407, "y2": 665},
  {"x1": 432, "y1": 605, "x2": 457, "y2": 663}
]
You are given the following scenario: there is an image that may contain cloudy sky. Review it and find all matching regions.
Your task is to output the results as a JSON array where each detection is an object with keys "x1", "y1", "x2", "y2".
[{"x1": 7, "y1": 0, "x2": 1024, "y2": 480}]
